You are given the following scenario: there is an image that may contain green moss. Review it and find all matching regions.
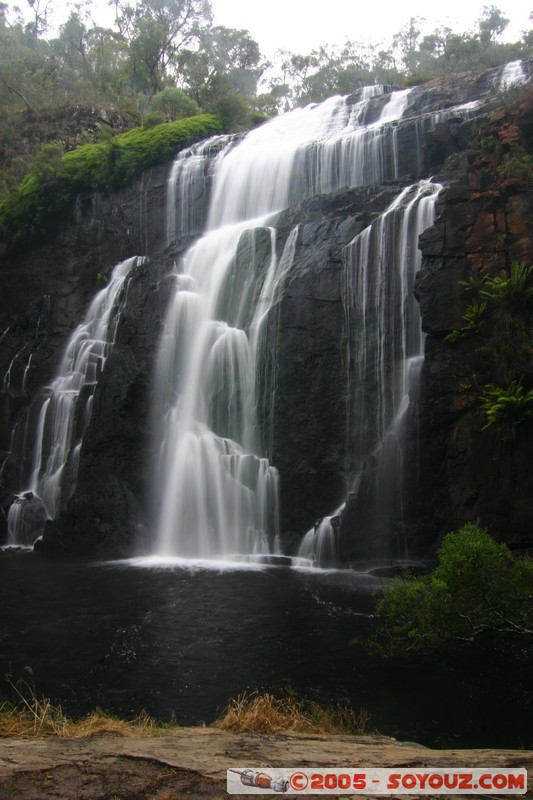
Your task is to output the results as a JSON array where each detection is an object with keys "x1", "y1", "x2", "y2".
[
  {"x1": 0, "y1": 114, "x2": 223, "y2": 249},
  {"x1": 60, "y1": 142, "x2": 112, "y2": 192}
]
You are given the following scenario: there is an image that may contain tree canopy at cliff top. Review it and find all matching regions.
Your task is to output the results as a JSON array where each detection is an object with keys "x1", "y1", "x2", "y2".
[
  {"x1": 0, "y1": 1, "x2": 531, "y2": 118},
  {"x1": 0, "y1": 0, "x2": 531, "y2": 206}
]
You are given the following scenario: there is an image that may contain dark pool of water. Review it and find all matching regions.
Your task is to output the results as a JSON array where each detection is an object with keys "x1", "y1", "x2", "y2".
[{"x1": 0, "y1": 553, "x2": 530, "y2": 748}]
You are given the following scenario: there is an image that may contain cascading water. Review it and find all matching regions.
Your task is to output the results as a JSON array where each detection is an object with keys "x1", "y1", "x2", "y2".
[
  {"x1": 7, "y1": 256, "x2": 143, "y2": 545},
  {"x1": 298, "y1": 513, "x2": 338, "y2": 566},
  {"x1": 165, "y1": 135, "x2": 231, "y2": 245},
  {"x1": 4, "y1": 78, "x2": 485, "y2": 555},
  {"x1": 499, "y1": 59, "x2": 526, "y2": 89},
  {"x1": 344, "y1": 181, "x2": 442, "y2": 552},
  {"x1": 151, "y1": 84, "x2": 453, "y2": 560},
  {"x1": 343, "y1": 181, "x2": 441, "y2": 472},
  {"x1": 297, "y1": 181, "x2": 442, "y2": 565}
]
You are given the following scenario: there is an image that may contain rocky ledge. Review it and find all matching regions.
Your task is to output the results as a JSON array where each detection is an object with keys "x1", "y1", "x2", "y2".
[{"x1": 0, "y1": 730, "x2": 531, "y2": 799}]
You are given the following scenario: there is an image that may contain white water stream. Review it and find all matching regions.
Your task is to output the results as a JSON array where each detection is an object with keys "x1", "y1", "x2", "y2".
[
  {"x1": 9, "y1": 67, "x2": 506, "y2": 553},
  {"x1": 7, "y1": 257, "x2": 143, "y2": 544},
  {"x1": 152, "y1": 85, "x2": 442, "y2": 559}
]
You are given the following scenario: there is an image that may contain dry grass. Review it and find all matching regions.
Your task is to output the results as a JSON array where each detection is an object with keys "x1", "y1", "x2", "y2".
[
  {"x1": 213, "y1": 690, "x2": 371, "y2": 735},
  {"x1": 0, "y1": 674, "x2": 371, "y2": 739},
  {"x1": 0, "y1": 672, "x2": 172, "y2": 739},
  {"x1": 0, "y1": 697, "x2": 169, "y2": 739}
]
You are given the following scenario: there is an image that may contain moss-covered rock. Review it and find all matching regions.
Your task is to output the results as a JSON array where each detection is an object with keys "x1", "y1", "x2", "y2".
[{"x1": 0, "y1": 114, "x2": 223, "y2": 251}]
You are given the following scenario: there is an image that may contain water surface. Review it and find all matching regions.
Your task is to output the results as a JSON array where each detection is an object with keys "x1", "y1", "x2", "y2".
[{"x1": 0, "y1": 554, "x2": 530, "y2": 749}]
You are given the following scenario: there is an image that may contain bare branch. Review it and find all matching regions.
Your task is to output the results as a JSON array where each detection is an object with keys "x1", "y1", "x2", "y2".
[{"x1": 0, "y1": 76, "x2": 34, "y2": 112}]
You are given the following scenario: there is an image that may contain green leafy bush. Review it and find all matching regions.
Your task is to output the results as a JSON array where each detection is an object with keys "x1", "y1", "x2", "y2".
[
  {"x1": 449, "y1": 262, "x2": 533, "y2": 406},
  {"x1": 142, "y1": 111, "x2": 166, "y2": 129},
  {"x1": 458, "y1": 273, "x2": 489, "y2": 293},
  {"x1": 150, "y1": 87, "x2": 201, "y2": 121},
  {"x1": 0, "y1": 114, "x2": 223, "y2": 248},
  {"x1": 479, "y1": 134, "x2": 497, "y2": 152},
  {"x1": 371, "y1": 523, "x2": 533, "y2": 656}
]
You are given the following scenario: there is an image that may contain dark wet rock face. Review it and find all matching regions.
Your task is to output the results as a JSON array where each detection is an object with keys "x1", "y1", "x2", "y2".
[{"x1": 1, "y1": 65, "x2": 533, "y2": 556}]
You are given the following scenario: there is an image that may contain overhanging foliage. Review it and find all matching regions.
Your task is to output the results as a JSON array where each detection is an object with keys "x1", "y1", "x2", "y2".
[{"x1": 370, "y1": 524, "x2": 533, "y2": 656}]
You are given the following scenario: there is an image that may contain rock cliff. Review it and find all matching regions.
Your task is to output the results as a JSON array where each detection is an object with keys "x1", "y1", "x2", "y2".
[
  {"x1": 1, "y1": 64, "x2": 532, "y2": 557},
  {"x1": 416, "y1": 85, "x2": 533, "y2": 552}
]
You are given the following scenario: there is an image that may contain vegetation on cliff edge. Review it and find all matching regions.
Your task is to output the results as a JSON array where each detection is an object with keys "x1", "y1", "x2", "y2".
[{"x1": 0, "y1": 113, "x2": 222, "y2": 248}]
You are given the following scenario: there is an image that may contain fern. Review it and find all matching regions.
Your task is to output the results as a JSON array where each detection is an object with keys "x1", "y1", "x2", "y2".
[
  {"x1": 480, "y1": 261, "x2": 533, "y2": 316},
  {"x1": 480, "y1": 380, "x2": 533, "y2": 438},
  {"x1": 444, "y1": 300, "x2": 487, "y2": 342}
]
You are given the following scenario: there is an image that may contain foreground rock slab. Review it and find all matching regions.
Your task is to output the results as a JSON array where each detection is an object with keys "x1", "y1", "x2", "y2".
[{"x1": 0, "y1": 729, "x2": 531, "y2": 799}]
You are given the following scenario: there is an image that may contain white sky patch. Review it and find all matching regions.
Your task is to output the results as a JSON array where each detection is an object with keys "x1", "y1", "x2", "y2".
[
  {"x1": 30, "y1": 0, "x2": 532, "y2": 60},
  {"x1": 208, "y1": 0, "x2": 531, "y2": 58}
]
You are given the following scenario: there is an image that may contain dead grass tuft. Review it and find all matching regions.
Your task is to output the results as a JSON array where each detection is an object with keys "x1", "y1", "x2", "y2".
[
  {"x1": 0, "y1": 674, "x2": 371, "y2": 739},
  {"x1": 0, "y1": 697, "x2": 170, "y2": 739},
  {"x1": 213, "y1": 690, "x2": 371, "y2": 735},
  {"x1": 0, "y1": 672, "x2": 173, "y2": 739}
]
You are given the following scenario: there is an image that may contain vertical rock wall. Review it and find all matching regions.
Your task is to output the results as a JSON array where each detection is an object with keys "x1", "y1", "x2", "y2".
[
  {"x1": 416, "y1": 88, "x2": 533, "y2": 550},
  {"x1": 1, "y1": 66, "x2": 532, "y2": 556}
]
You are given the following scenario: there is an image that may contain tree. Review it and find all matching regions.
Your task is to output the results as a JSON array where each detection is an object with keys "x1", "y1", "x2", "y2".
[
  {"x1": 24, "y1": 0, "x2": 53, "y2": 37},
  {"x1": 53, "y1": 11, "x2": 92, "y2": 79},
  {"x1": 178, "y1": 25, "x2": 262, "y2": 107},
  {"x1": 150, "y1": 85, "x2": 200, "y2": 119},
  {"x1": 393, "y1": 17, "x2": 424, "y2": 73},
  {"x1": 522, "y1": 12, "x2": 533, "y2": 48},
  {"x1": 371, "y1": 524, "x2": 533, "y2": 656},
  {"x1": 113, "y1": 0, "x2": 213, "y2": 95},
  {"x1": 0, "y1": 9, "x2": 52, "y2": 110},
  {"x1": 477, "y1": 5, "x2": 509, "y2": 46}
]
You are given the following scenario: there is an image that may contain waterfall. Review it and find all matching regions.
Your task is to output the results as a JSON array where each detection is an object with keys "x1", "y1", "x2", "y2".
[
  {"x1": 166, "y1": 135, "x2": 232, "y2": 245},
  {"x1": 342, "y1": 181, "x2": 441, "y2": 559},
  {"x1": 152, "y1": 83, "x2": 453, "y2": 560},
  {"x1": 298, "y1": 513, "x2": 339, "y2": 566},
  {"x1": 296, "y1": 181, "x2": 441, "y2": 565},
  {"x1": 499, "y1": 60, "x2": 526, "y2": 89},
  {"x1": 5, "y1": 83, "x2": 466, "y2": 555},
  {"x1": 7, "y1": 256, "x2": 143, "y2": 545},
  {"x1": 343, "y1": 182, "x2": 441, "y2": 468}
]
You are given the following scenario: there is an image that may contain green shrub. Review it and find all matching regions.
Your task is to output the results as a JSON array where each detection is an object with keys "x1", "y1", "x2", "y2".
[
  {"x1": 448, "y1": 262, "x2": 533, "y2": 390},
  {"x1": 210, "y1": 91, "x2": 252, "y2": 131},
  {"x1": 458, "y1": 273, "x2": 489, "y2": 293},
  {"x1": 497, "y1": 144, "x2": 533, "y2": 187},
  {"x1": 371, "y1": 523, "x2": 533, "y2": 656},
  {"x1": 403, "y1": 74, "x2": 433, "y2": 87},
  {"x1": 150, "y1": 87, "x2": 201, "y2": 121},
  {"x1": 142, "y1": 111, "x2": 166, "y2": 128},
  {"x1": 479, "y1": 134, "x2": 498, "y2": 152},
  {"x1": 480, "y1": 261, "x2": 533, "y2": 321}
]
